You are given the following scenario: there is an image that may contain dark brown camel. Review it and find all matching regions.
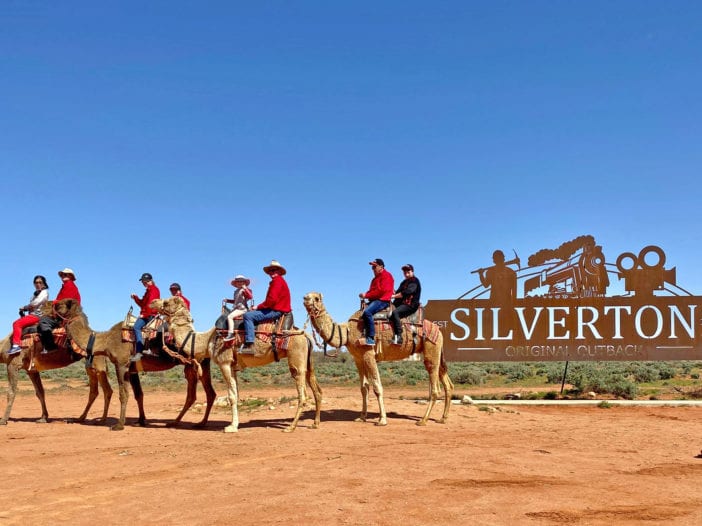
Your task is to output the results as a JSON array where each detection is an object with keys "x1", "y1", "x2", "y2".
[{"x1": 54, "y1": 298, "x2": 217, "y2": 430}]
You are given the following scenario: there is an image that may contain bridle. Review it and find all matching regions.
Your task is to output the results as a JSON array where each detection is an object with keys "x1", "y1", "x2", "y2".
[{"x1": 304, "y1": 299, "x2": 344, "y2": 358}]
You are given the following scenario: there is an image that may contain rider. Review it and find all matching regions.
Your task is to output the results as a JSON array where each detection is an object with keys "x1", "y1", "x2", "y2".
[
  {"x1": 223, "y1": 275, "x2": 253, "y2": 341},
  {"x1": 130, "y1": 272, "x2": 161, "y2": 362},
  {"x1": 38, "y1": 268, "x2": 81, "y2": 353},
  {"x1": 388, "y1": 264, "x2": 421, "y2": 345},
  {"x1": 359, "y1": 258, "x2": 394, "y2": 346},
  {"x1": 8, "y1": 275, "x2": 50, "y2": 355},
  {"x1": 240, "y1": 261, "x2": 291, "y2": 356},
  {"x1": 169, "y1": 282, "x2": 190, "y2": 310}
]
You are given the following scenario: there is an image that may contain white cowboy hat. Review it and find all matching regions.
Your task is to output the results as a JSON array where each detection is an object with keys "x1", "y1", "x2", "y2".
[
  {"x1": 230, "y1": 274, "x2": 251, "y2": 286},
  {"x1": 58, "y1": 268, "x2": 77, "y2": 280},
  {"x1": 263, "y1": 260, "x2": 286, "y2": 275}
]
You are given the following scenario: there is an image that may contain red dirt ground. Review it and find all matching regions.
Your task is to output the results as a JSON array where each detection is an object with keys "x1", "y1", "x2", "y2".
[{"x1": 2, "y1": 381, "x2": 702, "y2": 525}]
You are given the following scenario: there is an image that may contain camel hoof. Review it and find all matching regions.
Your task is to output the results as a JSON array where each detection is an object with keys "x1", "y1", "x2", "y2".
[
  {"x1": 437, "y1": 418, "x2": 448, "y2": 424},
  {"x1": 137, "y1": 420, "x2": 147, "y2": 427},
  {"x1": 354, "y1": 416, "x2": 367, "y2": 423},
  {"x1": 283, "y1": 426, "x2": 295, "y2": 433},
  {"x1": 36, "y1": 417, "x2": 48, "y2": 424},
  {"x1": 111, "y1": 423, "x2": 124, "y2": 431},
  {"x1": 223, "y1": 425, "x2": 239, "y2": 433},
  {"x1": 375, "y1": 420, "x2": 388, "y2": 427},
  {"x1": 416, "y1": 420, "x2": 428, "y2": 427},
  {"x1": 0, "y1": 419, "x2": 7, "y2": 426}
]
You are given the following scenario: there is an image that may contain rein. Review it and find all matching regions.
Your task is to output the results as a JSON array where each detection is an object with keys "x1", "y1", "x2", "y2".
[
  {"x1": 158, "y1": 307, "x2": 204, "y2": 377},
  {"x1": 304, "y1": 307, "x2": 343, "y2": 358}
]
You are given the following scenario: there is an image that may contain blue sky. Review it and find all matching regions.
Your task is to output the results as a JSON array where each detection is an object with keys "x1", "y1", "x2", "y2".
[{"x1": 2, "y1": 1, "x2": 700, "y2": 332}]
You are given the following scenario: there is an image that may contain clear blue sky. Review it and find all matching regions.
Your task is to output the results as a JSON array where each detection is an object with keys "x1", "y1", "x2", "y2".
[{"x1": 2, "y1": 1, "x2": 700, "y2": 332}]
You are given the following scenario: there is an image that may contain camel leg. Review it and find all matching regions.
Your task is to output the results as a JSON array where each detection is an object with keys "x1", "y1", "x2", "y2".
[
  {"x1": 28, "y1": 371, "x2": 49, "y2": 423},
  {"x1": 306, "y1": 367, "x2": 323, "y2": 430},
  {"x1": 129, "y1": 372, "x2": 147, "y2": 427},
  {"x1": 0, "y1": 362, "x2": 20, "y2": 425},
  {"x1": 169, "y1": 365, "x2": 198, "y2": 426},
  {"x1": 112, "y1": 363, "x2": 130, "y2": 431},
  {"x1": 219, "y1": 361, "x2": 240, "y2": 433},
  {"x1": 77, "y1": 364, "x2": 100, "y2": 423},
  {"x1": 97, "y1": 370, "x2": 113, "y2": 424},
  {"x1": 417, "y1": 354, "x2": 440, "y2": 426},
  {"x1": 438, "y1": 357, "x2": 454, "y2": 424},
  {"x1": 362, "y1": 350, "x2": 386, "y2": 426},
  {"x1": 352, "y1": 355, "x2": 370, "y2": 423},
  {"x1": 194, "y1": 360, "x2": 216, "y2": 428},
  {"x1": 284, "y1": 363, "x2": 306, "y2": 433}
]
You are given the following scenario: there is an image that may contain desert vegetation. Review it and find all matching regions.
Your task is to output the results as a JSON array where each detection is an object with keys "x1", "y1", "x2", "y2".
[{"x1": 3, "y1": 353, "x2": 702, "y2": 401}]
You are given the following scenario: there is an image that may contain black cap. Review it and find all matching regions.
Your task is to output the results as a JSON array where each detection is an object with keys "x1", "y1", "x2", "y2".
[
  {"x1": 169, "y1": 282, "x2": 181, "y2": 290},
  {"x1": 139, "y1": 272, "x2": 153, "y2": 282},
  {"x1": 369, "y1": 258, "x2": 385, "y2": 267},
  {"x1": 401, "y1": 264, "x2": 414, "y2": 272}
]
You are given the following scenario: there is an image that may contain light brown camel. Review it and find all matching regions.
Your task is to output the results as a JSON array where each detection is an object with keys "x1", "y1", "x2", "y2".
[
  {"x1": 154, "y1": 295, "x2": 322, "y2": 433},
  {"x1": 54, "y1": 298, "x2": 217, "y2": 431},
  {"x1": 303, "y1": 292, "x2": 453, "y2": 426},
  {"x1": 1, "y1": 320, "x2": 112, "y2": 425}
]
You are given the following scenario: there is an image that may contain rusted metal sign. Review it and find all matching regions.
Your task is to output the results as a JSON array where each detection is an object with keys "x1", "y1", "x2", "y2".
[{"x1": 424, "y1": 235, "x2": 702, "y2": 362}]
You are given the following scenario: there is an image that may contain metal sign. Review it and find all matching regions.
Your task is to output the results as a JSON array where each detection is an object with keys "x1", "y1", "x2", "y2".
[{"x1": 424, "y1": 235, "x2": 702, "y2": 362}]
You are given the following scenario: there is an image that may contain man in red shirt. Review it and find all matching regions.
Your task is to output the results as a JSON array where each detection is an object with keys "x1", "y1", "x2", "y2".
[
  {"x1": 131, "y1": 272, "x2": 161, "y2": 361},
  {"x1": 240, "y1": 260, "x2": 291, "y2": 356},
  {"x1": 359, "y1": 258, "x2": 394, "y2": 346},
  {"x1": 38, "y1": 268, "x2": 82, "y2": 352}
]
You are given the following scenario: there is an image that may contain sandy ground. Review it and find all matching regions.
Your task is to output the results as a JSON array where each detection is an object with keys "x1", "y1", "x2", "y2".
[{"x1": 2, "y1": 380, "x2": 702, "y2": 526}]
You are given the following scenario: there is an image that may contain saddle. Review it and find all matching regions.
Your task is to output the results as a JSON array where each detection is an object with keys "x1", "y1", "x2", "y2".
[
  {"x1": 361, "y1": 303, "x2": 424, "y2": 325},
  {"x1": 216, "y1": 308, "x2": 294, "y2": 334},
  {"x1": 121, "y1": 311, "x2": 168, "y2": 344},
  {"x1": 21, "y1": 327, "x2": 68, "y2": 349}
]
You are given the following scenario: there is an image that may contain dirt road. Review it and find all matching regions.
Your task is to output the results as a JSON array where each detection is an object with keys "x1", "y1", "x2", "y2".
[{"x1": 1, "y1": 383, "x2": 702, "y2": 525}]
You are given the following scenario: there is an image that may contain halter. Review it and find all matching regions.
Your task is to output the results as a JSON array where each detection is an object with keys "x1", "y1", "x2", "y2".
[{"x1": 304, "y1": 303, "x2": 344, "y2": 358}]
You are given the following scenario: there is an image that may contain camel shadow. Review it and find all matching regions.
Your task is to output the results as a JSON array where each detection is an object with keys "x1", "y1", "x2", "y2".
[{"x1": 53, "y1": 408, "x2": 424, "y2": 432}]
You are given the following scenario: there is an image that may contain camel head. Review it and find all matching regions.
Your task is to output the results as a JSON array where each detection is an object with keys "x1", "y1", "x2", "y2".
[
  {"x1": 153, "y1": 296, "x2": 190, "y2": 321},
  {"x1": 150, "y1": 298, "x2": 165, "y2": 313},
  {"x1": 53, "y1": 298, "x2": 86, "y2": 323},
  {"x1": 302, "y1": 292, "x2": 325, "y2": 318}
]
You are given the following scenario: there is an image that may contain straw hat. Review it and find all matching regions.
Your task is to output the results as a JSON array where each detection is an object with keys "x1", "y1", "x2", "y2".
[
  {"x1": 230, "y1": 274, "x2": 251, "y2": 286},
  {"x1": 58, "y1": 268, "x2": 76, "y2": 280},
  {"x1": 262, "y1": 260, "x2": 286, "y2": 275}
]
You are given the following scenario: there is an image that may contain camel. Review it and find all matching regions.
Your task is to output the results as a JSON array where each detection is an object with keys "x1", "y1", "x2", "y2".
[
  {"x1": 302, "y1": 292, "x2": 453, "y2": 426},
  {"x1": 54, "y1": 298, "x2": 217, "y2": 431},
  {"x1": 154, "y1": 296, "x2": 322, "y2": 433},
  {"x1": 1, "y1": 319, "x2": 112, "y2": 426}
]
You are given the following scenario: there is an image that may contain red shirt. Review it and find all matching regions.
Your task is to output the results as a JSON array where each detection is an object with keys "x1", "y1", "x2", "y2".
[
  {"x1": 135, "y1": 284, "x2": 161, "y2": 318},
  {"x1": 256, "y1": 274, "x2": 291, "y2": 313},
  {"x1": 56, "y1": 279, "x2": 81, "y2": 304},
  {"x1": 364, "y1": 269, "x2": 394, "y2": 301}
]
